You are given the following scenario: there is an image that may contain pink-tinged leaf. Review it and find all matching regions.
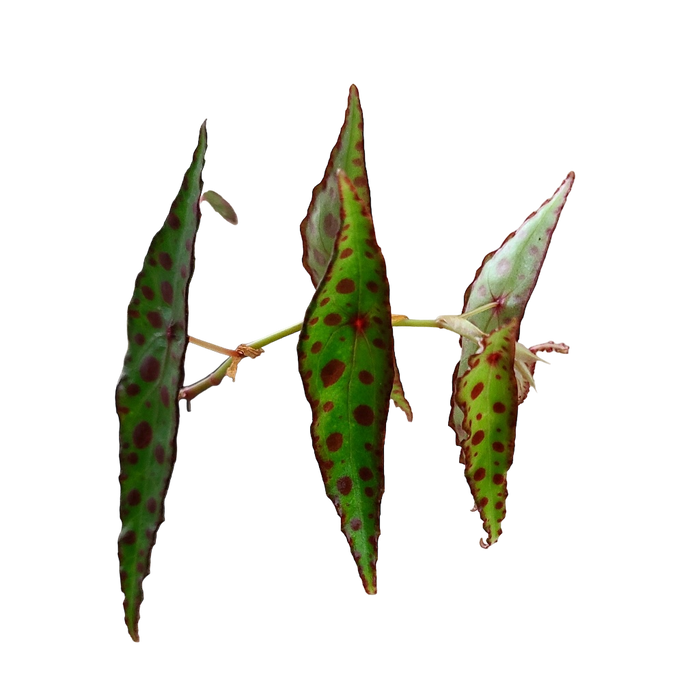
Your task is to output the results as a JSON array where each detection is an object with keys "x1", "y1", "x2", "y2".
[
  {"x1": 300, "y1": 85, "x2": 370, "y2": 287},
  {"x1": 450, "y1": 173, "x2": 574, "y2": 442}
]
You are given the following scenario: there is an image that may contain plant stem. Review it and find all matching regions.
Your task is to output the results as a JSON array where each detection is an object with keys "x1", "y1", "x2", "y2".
[{"x1": 180, "y1": 317, "x2": 449, "y2": 406}]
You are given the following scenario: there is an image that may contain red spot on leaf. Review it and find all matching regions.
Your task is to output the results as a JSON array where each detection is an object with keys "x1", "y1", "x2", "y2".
[
  {"x1": 321, "y1": 359, "x2": 346, "y2": 387},
  {"x1": 132, "y1": 421, "x2": 153, "y2": 449},
  {"x1": 471, "y1": 382, "x2": 484, "y2": 399},
  {"x1": 353, "y1": 315, "x2": 369, "y2": 332},
  {"x1": 120, "y1": 530, "x2": 137, "y2": 545},
  {"x1": 493, "y1": 473, "x2": 505, "y2": 485},
  {"x1": 324, "y1": 313, "x2": 342, "y2": 326},
  {"x1": 326, "y1": 433, "x2": 343, "y2": 452},
  {"x1": 159, "y1": 252, "x2": 173, "y2": 270},
  {"x1": 487, "y1": 352, "x2": 502, "y2": 365},
  {"x1": 160, "y1": 281, "x2": 174, "y2": 305},
  {"x1": 492, "y1": 442, "x2": 505, "y2": 453},
  {"x1": 359, "y1": 467, "x2": 374, "y2": 481},
  {"x1": 140, "y1": 356, "x2": 161, "y2": 382},
  {"x1": 147, "y1": 311, "x2": 163, "y2": 329},
  {"x1": 474, "y1": 468, "x2": 486, "y2": 481},
  {"x1": 472, "y1": 430, "x2": 485, "y2": 446},
  {"x1": 353, "y1": 405, "x2": 375, "y2": 426},
  {"x1": 336, "y1": 278, "x2": 355, "y2": 294},
  {"x1": 493, "y1": 402, "x2": 506, "y2": 413},
  {"x1": 336, "y1": 476, "x2": 353, "y2": 495}
]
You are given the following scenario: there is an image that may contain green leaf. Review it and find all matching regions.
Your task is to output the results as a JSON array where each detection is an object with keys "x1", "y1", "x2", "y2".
[
  {"x1": 202, "y1": 187, "x2": 241, "y2": 228},
  {"x1": 449, "y1": 168, "x2": 579, "y2": 441},
  {"x1": 115, "y1": 122, "x2": 207, "y2": 641},
  {"x1": 298, "y1": 171, "x2": 394, "y2": 593}
]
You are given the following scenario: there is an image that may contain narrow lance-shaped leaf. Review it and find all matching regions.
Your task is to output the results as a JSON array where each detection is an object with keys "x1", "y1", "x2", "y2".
[
  {"x1": 456, "y1": 319, "x2": 519, "y2": 547},
  {"x1": 450, "y1": 172, "x2": 574, "y2": 443},
  {"x1": 298, "y1": 171, "x2": 394, "y2": 593},
  {"x1": 300, "y1": 84, "x2": 410, "y2": 419},
  {"x1": 115, "y1": 122, "x2": 207, "y2": 641}
]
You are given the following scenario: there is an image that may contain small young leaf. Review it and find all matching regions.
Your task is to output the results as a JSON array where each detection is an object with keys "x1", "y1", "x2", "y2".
[
  {"x1": 202, "y1": 187, "x2": 241, "y2": 228},
  {"x1": 391, "y1": 358, "x2": 413, "y2": 421}
]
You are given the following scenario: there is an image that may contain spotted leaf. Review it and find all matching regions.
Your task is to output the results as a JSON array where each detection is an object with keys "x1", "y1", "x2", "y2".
[
  {"x1": 456, "y1": 320, "x2": 519, "y2": 547},
  {"x1": 201, "y1": 190, "x2": 238, "y2": 225},
  {"x1": 448, "y1": 168, "x2": 579, "y2": 441},
  {"x1": 298, "y1": 171, "x2": 394, "y2": 594},
  {"x1": 115, "y1": 122, "x2": 207, "y2": 641},
  {"x1": 299, "y1": 82, "x2": 416, "y2": 424}
]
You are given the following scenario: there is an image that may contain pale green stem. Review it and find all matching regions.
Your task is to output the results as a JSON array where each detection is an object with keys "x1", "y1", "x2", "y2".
[{"x1": 178, "y1": 303, "x2": 496, "y2": 402}]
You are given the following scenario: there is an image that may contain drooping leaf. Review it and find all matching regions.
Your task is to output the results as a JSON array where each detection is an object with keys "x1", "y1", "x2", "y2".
[
  {"x1": 455, "y1": 320, "x2": 519, "y2": 547},
  {"x1": 391, "y1": 357, "x2": 413, "y2": 422}
]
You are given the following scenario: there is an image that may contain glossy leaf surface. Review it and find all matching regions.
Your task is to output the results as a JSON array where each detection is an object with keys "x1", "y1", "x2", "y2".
[
  {"x1": 448, "y1": 168, "x2": 579, "y2": 441},
  {"x1": 298, "y1": 172, "x2": 394, "y2": 593},
  {"x1": 115, "y1": 122, "x2": 207, "y2": 641},
  {"x1": 456, "y1": 320, "x2": 519, "y2": 547},
  {"x1": 300, "y1": 82, "x2": 416, "y2": 424},
  {"x1": 201, "y1": 190, "x2": 238, "y2": 225}
]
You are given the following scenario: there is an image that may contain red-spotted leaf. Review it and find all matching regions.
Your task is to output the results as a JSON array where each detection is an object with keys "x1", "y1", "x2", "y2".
[
  {"x1": 448, "y1": 168, "x2": 579, "y2": 441},
  {"x1": 299, "y1": 82, "x2": 416, "y2": 424},
  {"x1": 456, "y1": 319, "x2": 519, "y2": 547},
  {"x1": 115, "y1": 122, "x2": 207, "y2": 641},
  {"x1": 298, "y1": 171, "x2": 394, "y2": 594}
]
